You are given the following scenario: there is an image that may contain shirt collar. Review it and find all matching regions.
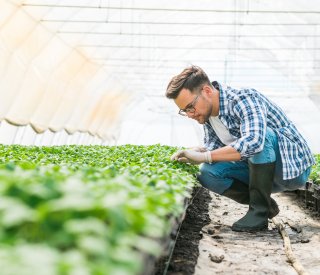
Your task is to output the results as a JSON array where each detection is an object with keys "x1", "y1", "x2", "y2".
[{"x1": 211, "y1": 81, "x2": 228, "y2": 117}]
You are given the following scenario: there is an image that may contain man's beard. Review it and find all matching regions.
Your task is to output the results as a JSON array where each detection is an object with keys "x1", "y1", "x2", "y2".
[{"x1": 203, "y1": 101, "x2": 213, "y2": 122}]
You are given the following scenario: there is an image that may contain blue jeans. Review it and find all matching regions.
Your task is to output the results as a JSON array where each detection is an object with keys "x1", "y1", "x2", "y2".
[{"x1": 197, "y1": 127, "x2": 312, "y2": 194}]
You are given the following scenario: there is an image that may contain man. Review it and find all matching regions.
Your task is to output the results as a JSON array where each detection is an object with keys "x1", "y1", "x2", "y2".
[{"x1": 166, "y1": 65, "x2": 314, "y2": 232}]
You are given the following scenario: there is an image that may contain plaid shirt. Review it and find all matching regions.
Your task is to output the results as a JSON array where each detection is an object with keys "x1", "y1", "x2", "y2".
[{"x1": 204, "y1": 81, "x2": 315, "y2": 180}]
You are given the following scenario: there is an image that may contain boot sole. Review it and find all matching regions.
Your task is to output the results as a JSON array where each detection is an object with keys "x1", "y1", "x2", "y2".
[{"x1": 231, "y1": 222, "x2": 268, "y2": 232}]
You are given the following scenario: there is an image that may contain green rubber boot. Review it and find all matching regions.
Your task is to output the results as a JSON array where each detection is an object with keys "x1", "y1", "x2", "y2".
[
  {"x1": 231, "y1": 162, "x2": 276, "y2": 232},
  {"x1": 222, "y1": 179, "x2": 279, "y2": 219}
]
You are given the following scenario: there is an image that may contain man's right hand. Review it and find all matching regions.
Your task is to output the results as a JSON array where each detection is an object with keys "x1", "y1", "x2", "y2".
[{"x1": 170, "y1": 148, "x2": 212, "y2": 164}]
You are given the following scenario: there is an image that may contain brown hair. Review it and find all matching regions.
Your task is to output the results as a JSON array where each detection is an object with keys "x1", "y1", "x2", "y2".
[{"x1": 165, "y1": 65, "x2": 211, "y2": 99}]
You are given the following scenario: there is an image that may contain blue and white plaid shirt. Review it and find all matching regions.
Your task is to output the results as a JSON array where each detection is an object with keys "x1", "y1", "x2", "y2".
[{"x1": 203, "y1": 81, "x2": 315, "y2": 180}]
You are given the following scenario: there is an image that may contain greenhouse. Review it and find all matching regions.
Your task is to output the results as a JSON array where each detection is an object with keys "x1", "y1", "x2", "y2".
[{"x1": 0, "y1": 0, "x2": 320, "y2": 274}]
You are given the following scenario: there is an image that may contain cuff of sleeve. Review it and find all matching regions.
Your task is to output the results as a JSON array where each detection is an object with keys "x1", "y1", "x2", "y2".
[{"x1": 229, "y1": 141, "x2": 247, "y2": 160}]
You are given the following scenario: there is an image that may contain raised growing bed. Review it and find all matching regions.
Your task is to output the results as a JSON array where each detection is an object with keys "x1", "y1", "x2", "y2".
[
  {"x1": 294, "y1": 156, "x2": 320, "y2": 215},
  {"x1": 0, "y1": 144, "x2": 199, "y2": 275},
  {"x1": 141, "y1": 191, "x2": 196, "y2": 275},
  {"x1": 294, "y1": 184, "x2": 320, "y2": 215},
  {"x1": 313, "y1": 184, "x2": 320, "y2": 213}
]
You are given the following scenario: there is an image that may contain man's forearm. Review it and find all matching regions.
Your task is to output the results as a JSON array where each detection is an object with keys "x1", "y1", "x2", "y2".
[{"x1": 209, "y1": 146, "x2": 241, "y2": 162}]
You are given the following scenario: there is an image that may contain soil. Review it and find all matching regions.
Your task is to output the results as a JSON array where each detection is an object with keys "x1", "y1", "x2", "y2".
[
  {"x1": 155, "y1": 186, "x2": 211, "y2": 275},
  {"x1": 161, "y1": 188, "x2": 320, "y2": 275}
]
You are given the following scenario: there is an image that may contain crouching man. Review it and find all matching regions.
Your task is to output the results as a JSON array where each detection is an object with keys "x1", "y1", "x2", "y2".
[{"x1": 166, "y1": 65, "x2": 314, "y2": 232}]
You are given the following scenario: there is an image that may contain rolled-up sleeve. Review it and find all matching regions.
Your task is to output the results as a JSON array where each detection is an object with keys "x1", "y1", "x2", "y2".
[{"x1": 229, "y1": 93, "x2": 267, "y2": 159}]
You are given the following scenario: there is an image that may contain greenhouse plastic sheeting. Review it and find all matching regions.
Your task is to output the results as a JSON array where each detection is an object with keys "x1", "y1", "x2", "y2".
[
  {"x1": 0, "y1": 0, "x2": 128, "y2": 141},
  {"x1": 0, "y1": 0, "x2": 320, "y2": 149}
]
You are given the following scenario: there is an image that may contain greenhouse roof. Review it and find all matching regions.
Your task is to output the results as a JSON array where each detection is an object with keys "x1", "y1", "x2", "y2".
[{"x1": 1, "y1": 0, "x2": 320, "y2": 148}]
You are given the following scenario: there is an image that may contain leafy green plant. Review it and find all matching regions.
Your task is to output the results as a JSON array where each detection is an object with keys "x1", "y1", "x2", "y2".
[
  {"x1": 0, "y1": 144, "x2": 199, "y2": 275},
  {"x1": 309, "y1": 154, "x2": 320, "y2": 185}
]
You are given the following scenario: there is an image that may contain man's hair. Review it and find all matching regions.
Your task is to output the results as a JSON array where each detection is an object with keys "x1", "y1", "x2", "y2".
[{"x1": 165, "y1": 65, "x2": 211, "y2": 99}]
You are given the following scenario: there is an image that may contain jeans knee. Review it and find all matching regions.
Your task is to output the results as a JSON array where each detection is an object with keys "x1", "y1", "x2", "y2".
[
  {"x1": 197, "y1": 163, "x2": 231, "y2": 194},
  {"x1": 198, "y1": 163, "x2": 220, "y2": 184},
  {"x1": 197, "y1": 163, "x2": 211, "y2": 187},
  {"x1": 199, "y1": 163, "x2": 211, "y2": 175}
]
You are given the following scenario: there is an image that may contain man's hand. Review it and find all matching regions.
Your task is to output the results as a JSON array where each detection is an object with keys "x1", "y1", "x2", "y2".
[
  {"x1": 190, "y1": 146, "x2": 208, "y2": 153},
  {"x1": 171, "y1": 149, "x2": 212, "y2": 165}
]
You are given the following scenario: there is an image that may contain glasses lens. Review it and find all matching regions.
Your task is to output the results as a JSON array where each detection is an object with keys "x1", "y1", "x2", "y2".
[
  {"x1": 178, "y1": 94, "x2": 199, "y2": 116},
  {"x1": 179, "y1": 107, "x2": 195, "y2": 116},
  {"x1": 179, "y1": 110, "x2": 187, "y2": 116}
]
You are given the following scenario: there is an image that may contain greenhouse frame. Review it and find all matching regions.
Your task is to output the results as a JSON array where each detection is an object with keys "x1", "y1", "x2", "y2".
[{"x1": 0, "y1": 1, "x2": 320, "y2": 274}]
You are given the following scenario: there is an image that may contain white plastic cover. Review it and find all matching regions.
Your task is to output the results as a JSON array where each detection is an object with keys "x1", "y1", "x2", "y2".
[{"x1": 0, "y1": 0, "x2": 319, "y2": 150}]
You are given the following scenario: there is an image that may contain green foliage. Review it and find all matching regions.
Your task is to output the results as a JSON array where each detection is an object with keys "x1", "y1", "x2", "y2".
[
  {"x1": 0, "y1": 144, "x2": 199, "y2": 275},
  {"x1": 310, "y1": 154, "x2": 320, "y2": 185}
]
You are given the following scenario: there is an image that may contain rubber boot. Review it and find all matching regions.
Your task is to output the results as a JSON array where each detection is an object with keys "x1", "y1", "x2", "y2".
[
  {"x1": 221, "y1": 179, "x2": 250, "y2": 204},
  {"x1": 231, "y1": 162, "x2": 276, "y2": 232},
  {"x1": 222, "y1": 179, "x2": 279, "y2": 219}
]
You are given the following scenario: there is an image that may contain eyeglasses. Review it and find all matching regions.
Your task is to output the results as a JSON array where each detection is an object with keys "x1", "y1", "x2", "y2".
[{"x1": 178, "y1": 94, "x2": 200, "y2": 116}]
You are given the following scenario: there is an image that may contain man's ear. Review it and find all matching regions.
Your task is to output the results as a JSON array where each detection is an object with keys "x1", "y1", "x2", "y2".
[{"x1": 202, "y1": 85, "x2": 214, "y2": 96}]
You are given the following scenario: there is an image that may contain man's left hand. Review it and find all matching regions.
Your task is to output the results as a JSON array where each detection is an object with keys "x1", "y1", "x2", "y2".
[{"x1": 171, "y1": 149, "x2": 212, "y2": 164}]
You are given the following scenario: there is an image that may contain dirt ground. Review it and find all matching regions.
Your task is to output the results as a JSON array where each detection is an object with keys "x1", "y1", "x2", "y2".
[
  {"x1": 164, "y1": 187, "x2": 211, "y2": 275},
  {"x1": 166, "y1": 187, "x2": 320, "y2": 275}
]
